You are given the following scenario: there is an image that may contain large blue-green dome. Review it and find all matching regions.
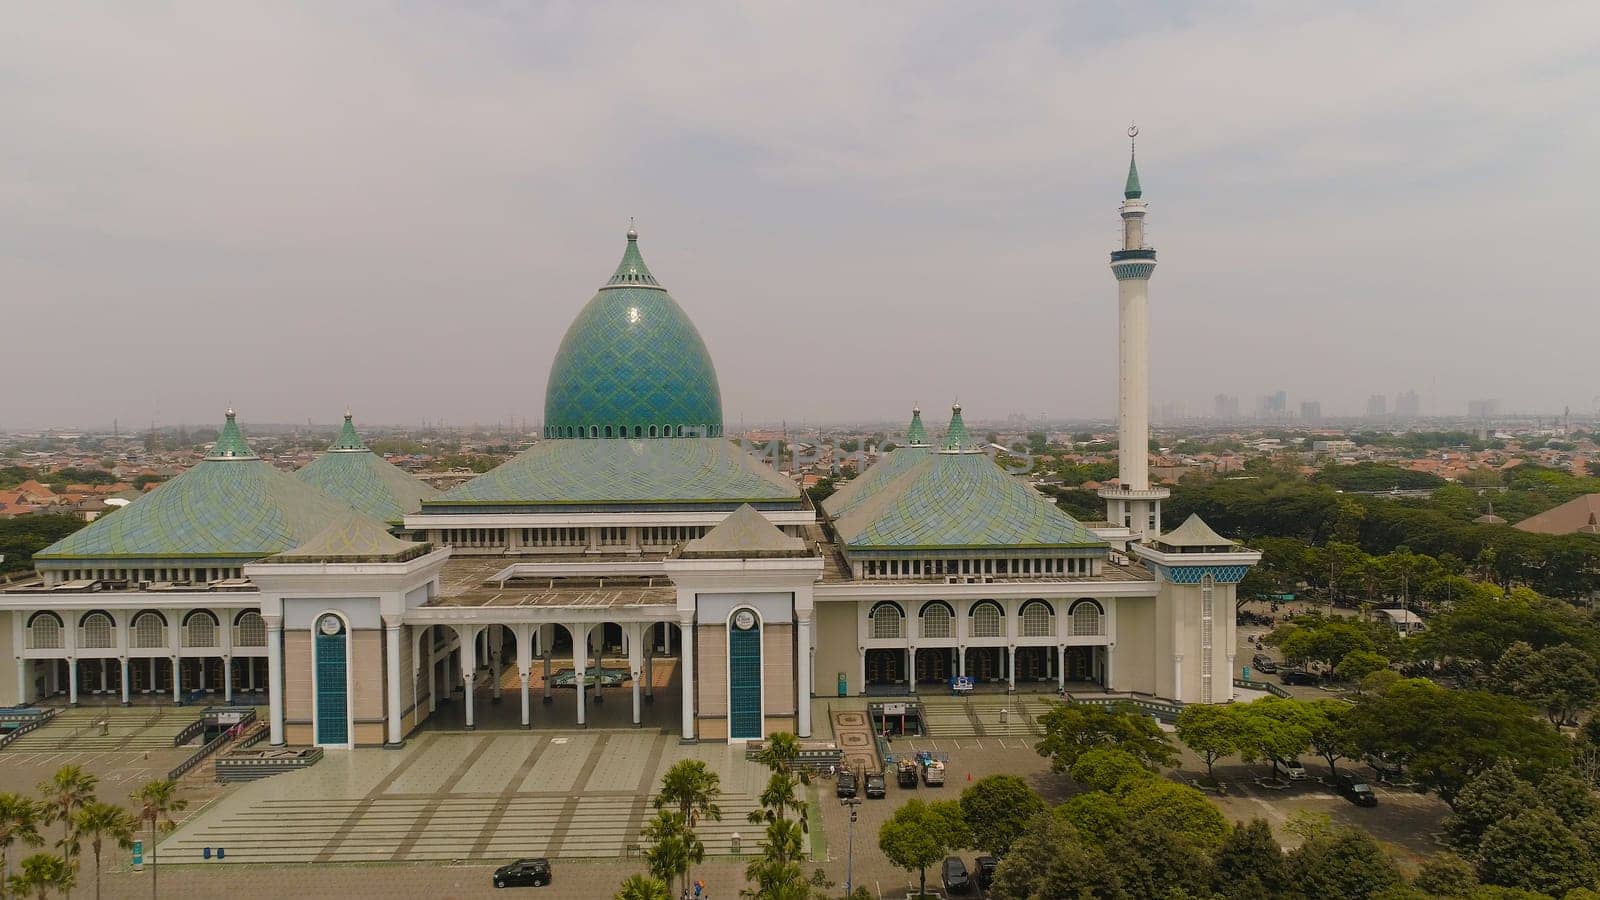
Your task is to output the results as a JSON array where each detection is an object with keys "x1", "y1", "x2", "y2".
[{"x1": 544, "y1": 228, "x2": 724, "y2": 439}]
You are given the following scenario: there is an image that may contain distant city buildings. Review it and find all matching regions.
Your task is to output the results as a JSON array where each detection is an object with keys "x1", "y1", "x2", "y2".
[
  {"x1": 1366, "y1": 394, "x2": 1388, "y2": 418},
  {"x1": 1256, "y1": 391, "x2": 1288, "y2": 419},
  {"x1": 1213, "y1": 394, "x2": 1240, "y2": 420},
  {"x1": 1395, "y1": 390, "x2": 1421, "y2": 417},
  {"x1": 1299, "y1": 401, "x2": 1322, "y2": 423},
  {"x1": 1468, "y1": 399, "x2": 1500, "y2": 419}
]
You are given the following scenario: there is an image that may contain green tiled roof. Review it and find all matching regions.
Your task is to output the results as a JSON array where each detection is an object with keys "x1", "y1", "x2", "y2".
[
  {"x1": 821, "y1": 445, "x2": 928, "y2": 519},
  {"x1": 942, "y1": 403, "x2": 970, "y2": 451},
  {"x1": 543, "y1": 229, "x2": 723, "y2": 440},
  {"x1": 905, "y1": 406, "x2": 928, "y2": 446},
  {"x1": 207, "y1": 409, "x2": 257, "y2": 460},
  {"x1": 296, "y1": 432, "x2": 439, "y2": 525},
  {"x1": 431, "y1": 437, "x2": 800, "y2": 507},
  {"x1": 36, "y1": 457, "x2": 359, "y2": 561},
  {"x1": 328, "y1": 412, "x2": 366, "y2": 451},
  {"x1": 267, "y1": 511, "x2": 431, "y2": 563},
  {"x1": 681, "y1": 504, "x2": 809, "y2": 558},
  {"x1": 831, "y1": 450, "x2": 1104, "y2": 551},
  {"x1": 1125, "y1": 149, "x2": 1142, "y2": 199}
]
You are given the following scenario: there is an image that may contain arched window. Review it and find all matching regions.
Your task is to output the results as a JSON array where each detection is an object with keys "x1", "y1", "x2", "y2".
[
  {"x1": 919, "y1": 601, "x2": 953, "y2": 639},
  {"x1": 234, "y1": 610, "x2": 267, "y2": 647},
  {"x1": 27, "y1": 612, "x2": 63, "y2": 650},
  {"x1": 1020, "y1": 600, "x2": 1054, "y2": 637},
  {"x1": 183, "y1": 610, "x2": 219, "y2": 648},
  {"x1": 1070, "y1": 600, "x2": 1104, "y2": 637},
  {"x1": 604, "y1": 426, "x2": 613, "y2": 438},
  {"x1": 869, "y1": 602, "x2": 904, "y2": 640},
  {"x1": 79, "y1": 612, "x2": 115, "y2": 649},
  {"x1": 649, "y1": 425, "x2": 658, "y2": 438},
  {"x1": 676, "y1": 425, "x2": 685, "y2": 437},
  {"x1": 633, "y1": 426, "x2": 641, "y2": 438},
  {"x1": 969, "y1": 601, "x2": 1003, "y2": 638},
  {"x1": 590, "y1": 426, "x2": 598, "y2": 439},
  {"x1": 132, "y1": 611, "x2": 167, "y2": 649}
]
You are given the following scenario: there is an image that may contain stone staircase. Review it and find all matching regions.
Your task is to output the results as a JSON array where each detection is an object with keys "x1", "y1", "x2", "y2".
[{"x1": 4, "y1": 706, "x2": 204, "y2": 753}]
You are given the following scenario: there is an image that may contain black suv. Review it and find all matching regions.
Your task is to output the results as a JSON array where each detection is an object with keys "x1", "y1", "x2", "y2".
[
  {"x1": 836, "y1": 770, "x2": 858, "y2": 799},
  {"x1": 1337, "y1": 774, "x2": 1378, "y2": 807},
  {"x1": 493, "y1": 858, "x2": 551, "y2": 888},
  {"x1": 942, "y1": 856, "x2": 972, "y2": 894},
  {"x1": 1251, "y1": 653, "x2": 1278, "y2": 674},
  {"x1": 865, "y1": 772, "x2": 887, "y2": 799},
  {"x1": 974, "y1": 855, "x2": 999, "y2": 890}
]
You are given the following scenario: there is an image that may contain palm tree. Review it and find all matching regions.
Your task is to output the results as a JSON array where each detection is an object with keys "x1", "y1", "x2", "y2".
[
  {"x1": 0, "y1": 793, "x2": 45, "y2": 898},
  {"x1": 642, "y1": 810, "x2": 701, "y2": 899},
  {"x1": 8, "y1": 854, "x2": 73, "y2": 900},
  {"x1": 38, "y1": 767, "x2": 97, "y2": 864},
  {"x1": 69, "y1": 805, "x2": 135, "y2": 900},
  {"x1": 754, "y1": 731, "x2": 801, "y2": 774},
  {"x1": 653, "y1": 760, "x2": 720, "y2": 893},
  {"x1": 130, "y1": 781, "x2": 186, "y2": 900},
  {"x1": 748, "y1": 771, "x2": 804, "y2": 826},
  {"x1": 614, "y1": 873, "x2": 672, "y2": 900}
]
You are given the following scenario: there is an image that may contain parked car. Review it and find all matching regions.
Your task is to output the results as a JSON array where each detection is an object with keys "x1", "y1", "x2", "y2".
[
  {"x1": 897, "y1": 759, "x2": 920, "y2": 789},
  {"x1": 941, "y1": 856, "x2": 972, "y2": 894},
  {"x1": 1280, "y1": 758, "x2": 1308, "y2": 781},
  {"x1": 1280, "y1": 667, "x2": 1319, "y2": 686},
  {"x1": 865, "y1": 772, "x2": 887, "y2": 799},
  {"x1": 1251, "y1": 653, "x2": 1278, "y2": 674},
  {"x1": 1337, "y1": 774, "x2": 1378, "y2": 807},
  {"x1": 493, "y1": 858, "x2": 551, "y2": 888},
  {"x1": 974, "y1": 855, "x2": 999, "y2": 890},
  {"x1": 836, "y1": 770, "x2": 858, "y2": 799}
]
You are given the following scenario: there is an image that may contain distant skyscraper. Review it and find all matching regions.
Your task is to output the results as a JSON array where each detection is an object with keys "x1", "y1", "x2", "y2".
[
  {"x1": 1366, "y1": 394, "x2": 1388, "y2": 417},
  {"x1": 1300, "y1": 401, "x2": 1322, "y2": 423},
  {"x1": 1394, "y1": 390, "x2": 1421, "y2": 417},
  {"x1": 1256, "y1": 391, "x2": 1288, "y2": 419},
  {"x1": 1214, "y1": 394, "x2": 1240, "y2": 419},
  {"x1": 1468, "y1": 399, "x2": 1500, "y2": 419}
]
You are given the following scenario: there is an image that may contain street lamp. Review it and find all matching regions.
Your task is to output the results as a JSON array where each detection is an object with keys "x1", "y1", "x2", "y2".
[{"x1": 840, "y1": 795, "x2": 862, "y2": 894}]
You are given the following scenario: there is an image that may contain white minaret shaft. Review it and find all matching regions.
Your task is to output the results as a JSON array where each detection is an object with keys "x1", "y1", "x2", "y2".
[{"x1": 1100, "y1": 126, "x2": 1168, "y2": 541}]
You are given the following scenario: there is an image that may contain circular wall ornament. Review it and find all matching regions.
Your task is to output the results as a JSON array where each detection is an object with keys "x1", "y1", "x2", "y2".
[
  {"x1": 734, "y1": 610, "x2": 756, "y2": 630},
  {"x1": 318, "y1": 615, "x2": 342, "y2": 636}
]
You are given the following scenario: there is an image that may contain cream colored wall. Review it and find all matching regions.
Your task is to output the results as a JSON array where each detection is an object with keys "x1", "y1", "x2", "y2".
[
  {"x1": 1162, "y1": 580, "x2": 1239, "y2": 704},
  {"x1": 1114, "y1": 596, "x2": 1157, "y2": 697},
  {"x1": 696, "y1": 623, "x2": 727, "y2": 717},
  {"x1": 283, "y1": 631, "x2": 312, "y2": 725},
  {"x1": 812, "y1": 602, "x2": 856, "y2": 697},
  {"x1": 350, "y1": 629, "x2": 384, "y2": 729},
  {"x1": 762, "y1": 623, "x2": 794, "y2": 718},
  {"x1": 0, "y1": 612, "x2": 15, "y2": 704}
]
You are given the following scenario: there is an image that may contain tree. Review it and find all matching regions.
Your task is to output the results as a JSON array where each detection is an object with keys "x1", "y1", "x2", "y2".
[
  {"x1": 614, "y1": 874, "x2": 672, "y2": 900},
  {"x1": 1116, "y1": 780, "x2": 1230, "y2": 850},
  {"x1": 0, "y1": 794, "x2": 44, "y2": 898},
  {"x1": 1236, "y1": 697, "x2": 1311, "y2": 779},
  {"x1": 877, "y1": 800, "x2": 969, "y2": 898},
  {"x1": 6, "y1": 854, "x2": 73, "y2": 900},
  {"x1": 1211, "y1": 819, "x2": 1286, "y2": 899},
  {"x1": 642, "y1": 810, "x2": 701, "y2": 899},
  {"x1": 1444, "y1": 762, "x2": 1543, "y2": 851},
  {"x1": 1053, "y1": 792, "x2": 1126, "y2": 848},
  {"x1": 958, "y1": 775, "x2": 1044, "y2": 856},
  {"x1": 1283, "y1": 827, "x2": 1402, "y2": 898},
  {"x1": 1176, "y1": 704, "x2": 1249, "y2": 781},
  {"x1": 1411, "y1": 852, "x2": 1478, "y2": 897},
  {"x1": 1494, "y1": 641, "x2": 1600, "y2": 724},
  {"x1": 130, "y1": 779, "x2": 185, "y2": 900},
  {"x1": 1301, "y1": 699, "x2": 1358, "y2": 780},
  {"x1": 1475, "y1": 806, "x2": 1597, "y2": 895},
  {"x1": 38, "y1": 765, "x2": 97, "y2": 863},
  {"x1": 1034, "y1": 701, "x2": 1176, "y2": 773},
  {"x1": 748, "y1": 772, "x2": 804, "y2": 826},
  {"x1": 653, "y1": 759, "x2": 720, "y2": 891},
  {"x1": 70, "y1": 802, "x2": 135, "y2": 900},
  {"x1": 1334, "y1": 650, "x2": 1391, "y2": 683},
  {"x1": 1112, "y1": 818, "x2": 1214, "y2": 899},
  {"x1": 1067, "y1": 747, "x2": 1155, "y2": 795},
  {"x1": 989, "y1": 813, "x2": 1121, "y2": 900},
  {"x1": 754, "y1": 732, "x2": 801, "y2": 774}
]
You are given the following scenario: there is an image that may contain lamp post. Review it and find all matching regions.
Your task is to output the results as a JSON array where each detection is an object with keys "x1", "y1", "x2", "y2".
[{"x1": 841, "y1": 795, "x2": 862, "y2": 894}]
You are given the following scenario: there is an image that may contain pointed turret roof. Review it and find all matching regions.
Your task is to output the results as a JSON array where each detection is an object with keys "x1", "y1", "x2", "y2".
[
  {"x1": 329, "y1": 411, "x2": 366, "y2": 451},
  {"x1": 1124, "y1": 151, "x2": 1142, "y2": 200},
  {"x1": 941, "y1": 403, "x2": 969, "y2": 451},
  {"x1": 266, "y1": 510, "x2": 431, "y2": 563},
  {"x1": 297, "y1": 412, "x2": 439, "y2": 524},
  {"x1": 1151, "y1": 514, "x2": 1237, "y2": 551},
  {"x1": 604, "y1": 222, "x2": 662, "y2": 289},
  {"x1": 681, "y1": 504, "x2": 809, "y2": 558},
  {"x1": 906, "y1": 405, "x2": 928, "y2": 447},
  {"x1": 207, "y1": 409, "x2": 257, "y2": 460}
]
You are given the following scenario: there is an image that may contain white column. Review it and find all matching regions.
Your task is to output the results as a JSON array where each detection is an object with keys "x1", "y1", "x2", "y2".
[
  {"x1": 516, "y1": 624, "x2": 532, "y2": 729},
  {"x1": 223, "y1": 657, "x2": 233, "y2": 703},
  {"x1": 67, "y1": 659, "x2": 78, "y2": 706},
  {"x1": 573, "y1": 625, "x2": 588, "y2": 727},
  {"x1": 678, "y1": 614, "x2": 695, "y2": 740},
  {"x1": 384, "y1": 621, "x2": 403, "y2": 745},
  {"x1": 266, "y1": 617, "x2": 285, "y2": 745},
  {"x1": 1172, "y1": 654, "x2": 1184, "y2": 703},
  {"x1": 14, "y1": 659, "x2": 26, "y2": 706},
  {"x1": 119, "y1": 658, "x2": 130, "y2": 706},
  {"x1": 488, "y1": 626, "x2": 503, "y2": 701},
  {"x1": 796, "y1": 615, "x2": 813, "y2": 738},
  {"x1": 172, "y1": 657, "x2": 182, "y2": 704},
  {"x1": 629, "y1": 623, "x2": 643, "y2": 727},
  {"x1": 459, "y1": 627, "x2": 478, "y2": 730},
  {"x1": 148, "y1": 657, "x2": 157, "y2": 694},
  {"x1": 1058, "y1": 646, "x2": 1066, "y2": 691},
  {"x1": 100, "y1": 663, "x2": 108, "y2": 693},
  {"x1": 857, "y1": 646, "x2": 866, "y2": 696},
  {"x1": 906, "y1": 644, "x2": 916, "y2": 694},
  {"x1": 1226, "y1": 653, "x2": 1237, "y2": 702},
  {"x1": 1007, "y1": 646, "x2": 1017, "y2": 692},
  {"x1": 198, "y1": 661, "x2": 206, "y2": 693},
  {"x1": 957, "y1": 646, "x2": 965, "y2": 679}
]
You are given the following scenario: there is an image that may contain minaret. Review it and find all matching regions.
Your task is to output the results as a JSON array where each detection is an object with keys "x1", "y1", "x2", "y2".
[{"x1": 1099, "y1": 126, "x2": 1169, "y2": 541}]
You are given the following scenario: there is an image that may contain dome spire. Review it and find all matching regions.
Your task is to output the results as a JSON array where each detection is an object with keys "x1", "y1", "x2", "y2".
[
  {"x1": 605, "y1": 220, "x2": 661, "y2": 289},
  {"x1": 1124, "y1": 124, "x2": 1142, "y2": 199},
  {"x1": 906, "y1": 404, "x2": 928, "y2": 446},
  {"x1": 942, "y1": 401, "x2": 969, "y2": 451},
  {"x1": 207, "y1": 407, "x2": 258, "y2": 460},
  {"x1": 329, "y1": 410, "x2": 367, "y2": 452}
]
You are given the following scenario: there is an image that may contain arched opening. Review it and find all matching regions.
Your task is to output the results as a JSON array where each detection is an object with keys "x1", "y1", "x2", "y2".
[
  {"x1": 131, "y1": 611, "x2": 168, "y2": 649},
  {"x1": 26, "y1": 611, "x2": 63, "y2": 650},
  {"x1": 918, "y1": 601, "x2": 953, "y2": 640},
  {"x1": 1019, "y1": 600, "x2": 1055, "y2": 638},
  {"x1": 604, "y1": 426, "x2": 613, "y2": 439},
  {"x1": 649, "y1": 425, "x2": 658, "y2": 438},
  {"x1": 1069, "y1": 599, "x2": 1105, "y2": 637},
  {"x1": 968, "y1": 601, "x2": 1004, "y2": 639},
  {"x1": 868, "y1": 601, "x2": 905, "y2": 640},
  {"x1": 78, "y1": 611, "x2": 115, "y2": 649}
]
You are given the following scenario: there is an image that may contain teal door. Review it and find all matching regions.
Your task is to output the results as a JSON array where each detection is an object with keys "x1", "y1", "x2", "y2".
[
  {"x1": 728, "y1": 614, "x2": 762, "y2": 740},
  {"x1": 314, "y1": 617, "x2": 348, "y2": 745}
]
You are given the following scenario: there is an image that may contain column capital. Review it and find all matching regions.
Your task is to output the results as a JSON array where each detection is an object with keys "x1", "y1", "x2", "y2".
[
  {"x1": 382, "y1": 615, "x2": 404, "y2": 630},
  {"x1": 263, "y1": 615, "x2": 283, "y2": 630}
]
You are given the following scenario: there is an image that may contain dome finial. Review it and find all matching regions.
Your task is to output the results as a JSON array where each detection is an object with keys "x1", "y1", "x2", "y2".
[
  {"x1": 627, "y1": 217, "x2": 638, "y2": 241},
  {"x1": 1124, "y1": 124, "x2": 1143, "y2": 200}
]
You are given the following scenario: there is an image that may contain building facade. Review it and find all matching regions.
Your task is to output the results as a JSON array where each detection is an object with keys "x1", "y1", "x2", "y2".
[{"x1": 2, "y1": 147, "x2": 1258, "y2": 748}]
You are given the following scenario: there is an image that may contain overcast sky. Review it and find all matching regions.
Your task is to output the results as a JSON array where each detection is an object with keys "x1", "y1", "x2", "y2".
[{"x1": 3, "y1": 2, "x2": 1598, "y2": 431}]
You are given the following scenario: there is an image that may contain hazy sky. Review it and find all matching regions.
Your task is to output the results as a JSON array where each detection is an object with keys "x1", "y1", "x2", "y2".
[{"x1": 3, "y1": 2, "x2": 1598, "y2": 431}]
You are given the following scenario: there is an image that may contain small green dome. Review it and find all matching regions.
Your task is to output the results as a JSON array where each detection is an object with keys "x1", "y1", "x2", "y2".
[{"x1": 544, "y1": 228, "x2": 723, "y2": 439}]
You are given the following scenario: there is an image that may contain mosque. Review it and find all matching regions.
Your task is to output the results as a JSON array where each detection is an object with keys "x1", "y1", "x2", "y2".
[{"x1": 1, "y1": 144, "x2": 1258, "y2": 748}]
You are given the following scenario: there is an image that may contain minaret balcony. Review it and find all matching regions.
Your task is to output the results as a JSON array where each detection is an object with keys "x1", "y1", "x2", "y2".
[{"x1": 1109, "y1": 249, "x2": 1157, "y2": 262}]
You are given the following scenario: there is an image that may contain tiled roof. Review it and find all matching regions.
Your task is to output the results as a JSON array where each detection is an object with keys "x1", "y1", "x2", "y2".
[
  {"x1": 831, "y1": 450, "x2": 1104, "y2": 550},
  {"x1": 821, "y1": 446, "x2": 928, "y2": 519},
  {"x1": 1151, "y1": 514, "x2": 1236, "y2": 550},
  {"x1": 1513, "y1": 494, "x2": 1600, "y2": 535},
  {"x1": 267, "y1": 511, "x2": 430, "y2": 563},
  {"x1": 681, "y1": 504, "x2": 809, "y2": 558},
  {"x1": 432, "y1": 438, "x2": 801, "y2": 507},
  {"x1": 328, "y1": 412, "x2": 366, "y2": 451},
  {"x1": 207, "y1": 409, "x2": 257, "y2": 460},
  {"x1": 35, "y1": 456, "x2": 358, "y2": 560},
  {"x1": 905, "y1": 406, "x2": 928, "y2": 446},
  {"x1": 296, "y1": 416, "x2": 438, "y2": 523}
]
